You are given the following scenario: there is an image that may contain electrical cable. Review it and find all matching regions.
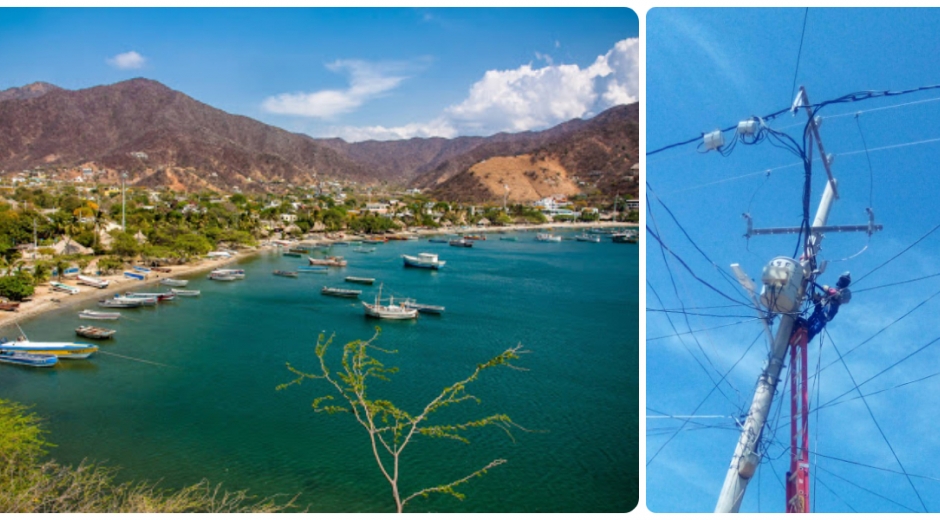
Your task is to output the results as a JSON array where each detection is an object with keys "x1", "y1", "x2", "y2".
[
  {"x1": 790, "y1": 8, "x2": 810, "y2": 106},
  {"x1": 646, "y1": 316, "x2": 761, "y2": 342},
  {"x1": 853, "y1": 222, "x2": 940, "y2": 285}
]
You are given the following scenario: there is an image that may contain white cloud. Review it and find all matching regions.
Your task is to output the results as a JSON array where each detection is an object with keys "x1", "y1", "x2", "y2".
[
  {"x1": 107, "y1": 51, "x2": 146, "y2": 70},
  {"x1": 329, "y1": 37, "x2": 639, "y2": 142},
  {"x1": 262, "y1": 60, "x2": 411, "y2": 119}
]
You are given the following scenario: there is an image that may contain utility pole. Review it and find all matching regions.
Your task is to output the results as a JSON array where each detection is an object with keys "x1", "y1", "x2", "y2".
[
  {"x1": 714, "y1": 87, "x2": 882, "y2": 513},
  {"x1": 121, "y1": 171, "x2": 127, "y2": 231}
]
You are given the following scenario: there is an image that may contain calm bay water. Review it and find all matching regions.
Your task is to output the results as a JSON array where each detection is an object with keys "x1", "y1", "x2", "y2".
[{"x1": 0, "y1": 230, "x2": 638, "y2": 512}]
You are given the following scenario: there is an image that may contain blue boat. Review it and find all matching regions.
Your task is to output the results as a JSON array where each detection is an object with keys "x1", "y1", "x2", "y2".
[
  {"x1": 123, "y1": 271, "x2": 145, "y2": 280},
  {"x1": 0, "y1": 350, "x2": 59, "y2": 367},
  {"x1": 133, "y1": 266, "x2": 151, "y2": 273}
]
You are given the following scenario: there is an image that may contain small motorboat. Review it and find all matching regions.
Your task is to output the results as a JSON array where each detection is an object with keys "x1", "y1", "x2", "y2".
[
  {"x1": 98, "y1": 298, "x2": 143, "y2": 309},
  {"x1": 353, "y1": 246, "x2": 376, "y2": 253},
  {"x1": 403, "y1": 253, "x2": 446, "y2": 270},
  {"x1": 536, "y1": 233, "x2": 562, "y2": 242},
  {"x1": 75, "y1": 325, "x2": 116, "y2": 340},
  {"x1": 449, "y1": 239, "x2": 473, "y2": 248},
  {"x1": 78, "y1": 275, "x2": 110, "y2": 289},
  {"x1": 209, "y1": 272, "x2": 238, "y2": 281},
  {"x1": 499, "y1": 236, "x2": 518, "y2": 242},
  {"x1": 464, "y1": 235, "x2": 486, "y2": 241},
  {"x1": 50, "y1": 281, "x2": 80, "y2": 295},
  {"x1": 273, "y1": 270, "x2": 299, "y2": 278},
  {"x1": 210, "y1": 269, "x2": 245, "y2": 279},
  {"x1": 283, "y1": 252, "x2": 303, "y2": 258},
  {"x1": 160, "y1": 278, "x2": 189, "y2": 287},
  {"x1": 170, "y1": 288, "x2": 201, "y2": 297},
  {"x1": 321, "y1": 287, "x2": 362, "y2": 298},
  {"x1": 298, "y1": 266, "x2": 329, "y2": 273},
  {"x1": 0, "y1": 350, "x2": 58, "y2": 368},
  {"x1": 308, "y1": 256, "x2": 348, "y2": 267},
  {"x1": 575, "y1": 234, "x2": 601, "y2": 243},
  {"x1": 612, "y1": 232, "x2": 638, "y2": 244},
  {"x1": 79, "y1": 310, "x2": 121, "y2": 320},
  {"x1": 345, "y1": 276, "x2": 375, "y2": 285},
  {"x1": 125, "y1": 292, "x2": 175, "y2": 302},
  {"x1": 0, "y1": 339, "x2": 98, "y2": 359},
  {"x1": 401, "y1": 300, "x2": 445, "y2": 315},
  {"x1": 363, "y1": 285, "x2": 418, "y2": 320}
]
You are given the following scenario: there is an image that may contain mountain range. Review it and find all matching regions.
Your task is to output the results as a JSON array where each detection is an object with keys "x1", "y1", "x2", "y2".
[{"x1": 0, "y1": 78, "x2": 638, "y2": 202}]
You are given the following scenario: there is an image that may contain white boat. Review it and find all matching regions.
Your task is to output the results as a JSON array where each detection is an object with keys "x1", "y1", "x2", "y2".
[
  {"x1": 536, "y1": 233, "x2": 562, "y2": 242},
  {"x1": 160, "y1": 278, "x2": 189, "y2": 287},
  {"x1": 126, "y1": 292, "x2": 175, "y2": 302},
  {"x1": 98, "y1": 298, "x2": 142, "y2": 309},
  {"x1": 575, "y1": 234, "x2": 601, "y2": 243},
  {"x1": 116, "y1": 294, "x2": 157, "y2": 306},
  {"x1": 0, "y1": 339, "x2": 98, "y2": 359},
  {"x1": 401, "y1": 300, "x2": 445, "y2": 315},
  {"x1": 77, "y1": 275, "x2": 110, "y2": 289},
  {"x1": 50, "y1": 281, "x2": 80, "y2": 295},
  {"x1": 210, "y1": 268, "x2": 245, "y2": 279},
  {"x1": 0, "y1": 350, "x2": 58, "y2": 368},
  {"x1": 363, "y1": 285, "x2": 418, "y2": 320},
  {"x1": 170, "y1": 288, "x2": 201, "y2": 297},
  {"x1": 402, "y1": 253, "x2": 446, "y2": 270},
  {"x1": 209, "y1": 272, "x2": 238, "y2": 281},
  {"x1": 79, "y1": 310, "x2": 121, "y2": 320},
  {"x1": 207, "y1": 251, "x2": 233, "y2": 258}
]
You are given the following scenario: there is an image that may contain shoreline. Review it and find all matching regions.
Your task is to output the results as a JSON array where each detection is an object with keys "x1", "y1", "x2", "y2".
[{"x1": 0, "y1": 248, "x2": 267, "y2": 333}]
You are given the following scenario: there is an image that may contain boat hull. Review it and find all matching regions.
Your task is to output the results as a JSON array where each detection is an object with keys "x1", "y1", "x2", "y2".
[
  {"x1": 0, "y1": 351, "x2": 58, "y2": 367},
  {"x1": 0, "y1": 342, "x2": 98, "y2": 359}
]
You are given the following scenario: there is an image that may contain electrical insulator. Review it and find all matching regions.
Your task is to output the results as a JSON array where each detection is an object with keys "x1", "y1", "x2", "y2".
[
  {"x1": 703, "y1": 130, "x2": 724, "y2": 151},
  {"x1": 737, "y1": 119, "x2": 758, "y2": 136}
]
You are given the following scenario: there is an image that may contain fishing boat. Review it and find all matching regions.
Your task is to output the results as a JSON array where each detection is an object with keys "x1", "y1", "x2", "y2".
[
  {"x1": 402, "y1": 253, "x2": 446, "y2": 270},
  {"x1": 273, "y1": 270, "x2": 299, "y2": 278},
  {"x1": 499, "y1": 236, "x2": 518, "y2": 242},
  {"x1": 170, "y1": 288, "x2": 201, "y2": 297},
  {"x1": 160, "y1": 278, "x2": 189, "y2": 287},
  {"x1": 119, "y1": 294, "x2": 159, "y2": 305},
  {"x1": 124, "y1": 271, "x2": 145, "y2": 281},
  {"x1": 449, "y1": 239, "x2": 473, "y2": 248},
  {"x1": 0, "y1": 302, "x2": 20, "y2": 312},
  {"x1": 321, "y1": 286, "x2": 361, "y2": 298},
  {"x1": 0, "y1": 350, "x2": 58, "y2": 368},
  {"x1": 79, "y1": 310, "x2": 120, "y2": 320},
  {"x1": 78, "y1": 274, "x2": 110, "y2": 288},
  {"x1": 429, "y1": 238, "x2": 450, "y2": 243},
  {"x1": 345, "y1": 276, "x2": 375, "y2": 285},
  {"x1": 50, "y1": 281, "x2": 80, "y2": 295},
  {"x1": 283, "y1": 252, "x2": 303, "y2": 258},
  {"x1": 353, "y1": 246, "x2": 376, "y2": 254},
  {"x1": 297, "y1": 266, "x2": 329, "y2": 273},
  {"x1": 288, "y1": 248, "x2": 308, "y2": 254},
  {"x1": 464, "y1": 234, "x2": 486, "y2": 241},
  {"x1": 98, "y1": 298, "x2": 142, "y2": 309},
  {"x1": 536, "y1": 233, "x2": 562, "y2": 242},
  {"x1": 209, "y1": 268, "x2": 245, "y2": 280},
  {"x1": 575, "y1": 234, "x2": 602, "y2": 243},
  {"x1": 0, "y1": 338, "x2": 98, "y2": 359},
  {"x1": 612, "y1": 232, "x2": 638, "y2": 244},
  {"x1": 75, "y1": 325, "x2": 116, "y2": 340},
  {"x1": 308, "y1": 256, "x2": 348, "y2": 267},
  {"x1": 362, "y1": 285, "x2": 418, "y2": 320},
  {"x1": 209, "y1": 272, "x2": 237, "y2": 281},
  {"x1": 126, "y1": 292, "x2": 175, "y2": 302},
  {"x1": 132, "y1": 266, "x2": 151, "y2": 273},
  {"x1": 401, "y1": 300, "x2": 446, "y2": 315},
  {"x1": 207, "y1": 251, "x2": 233, "y2": 258}
]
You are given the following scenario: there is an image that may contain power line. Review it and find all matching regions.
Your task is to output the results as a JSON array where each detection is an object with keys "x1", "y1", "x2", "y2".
[
  {"x1": 789, "y1": 8, "x2": 809, "y2": 104},
  {"x1": 816, "y1": 465, "x2": 919, "y2": 513},
  {"x1": 646, "y1": 316, "x2": 760, "y2": 342}
]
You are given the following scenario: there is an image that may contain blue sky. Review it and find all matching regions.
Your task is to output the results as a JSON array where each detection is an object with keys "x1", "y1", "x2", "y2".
[
  {"x1": 0, "y1": 8, "x2": 637, "y2": 142},
  {"x1": 648, "y1": 8, "x2": 940, "y2": 513}
]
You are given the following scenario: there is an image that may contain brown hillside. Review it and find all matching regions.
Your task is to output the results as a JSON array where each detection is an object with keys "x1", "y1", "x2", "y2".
[{"x1": 437, "y1": 155, "x2": 581, "y2": 204}]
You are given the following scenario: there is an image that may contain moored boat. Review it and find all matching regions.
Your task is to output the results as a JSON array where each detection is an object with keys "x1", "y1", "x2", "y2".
[
  {"x1": 308, "y1": 256, "x2": 348, "y2": 267},
  {"x1": 345, "y1": 276, "x2": 375, "y2": 285},
  {"x1": 160, "y1": 278, "x2": 189, "y2": 287},
  {"x1": 125, "y1": 292, "x2": 175, "y2": 302},
  {"x1": 170, "y1": 288, "x2": 201, "y2": 297},
  {"x1": 78, "y1": 275, "x2": 110, "y2": 288},
  {"x1": 499, "y1": 236, "x2": 518, "y2": 242},
  {"x1": 76, "y1": 325, "x2": 116, "y2": 340},
  {"x1": 273, "y1": 270, "x2": 299, "y2": 278},
  {"x1": 124, "y1": 271, "x2": 145, "y2": 281},
  {"x1": 449, "y1": 239, "x2": 473, "y2": 248},
  {"x1": 402, "y1": 253, "x2": 446, "y2": 270},
  {"x1": 0, "y1": 350, "x2": 58, "y2": 368},
  {"x1": 353, "y1": 246, "x2": 376, "y2": 253},
  {"x1": 98, "y1": 298, "x2": 143, "y2": 309},
  {"x1": 79, "y1": 310, "x2": 121, "y2": 320},
  {"x1": 321, "y1": 286, "x2": 362, "y2": 298},
  {"x1": 297, "y1": 266, "x2": 329, "y2": 273},
  {"x1": 363, "y1": 285, "x2": 418, "y2": 320},
  {"x1": 401, "y1": 300, "x2": 445, "y2": 315},
  {"x1": 0, "y1": 339, "x2": 98, "y2": 359},
  {"x1": 536, "y1": 233, "x2": 562, "y2": 242},
  {"x1": 210, "y1": 268, "x2": 245, "y2": 279},
  {"x1": 428, "y1": 238, "x2": 450, "y2": 243},
  {"x1": 612, "y1": 233, "x2": 637, "y2": 243},
  {"x1": 575, "y1": 234, "x2": 602, "y2": 243},
  {"x1": 50, "y1": 281, "x2": 80, "y2": 295},
  {"x1": 133, "y1": 266, "x2": 151, "y2": 273},
  {"x1": 464, "y1": 234, "x2": 486, "y2": 241},
  {"x1": 283, "y1": 252, "x2": 303, "y2": 258}
]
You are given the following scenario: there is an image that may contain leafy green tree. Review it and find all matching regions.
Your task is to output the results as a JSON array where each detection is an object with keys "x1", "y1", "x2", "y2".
[
  {"x1": 173, "y1": 234, "x2": 213, "y2": 258},
  {"x1": 110, "y1": 233, "x2": 141, "y2": 258},
  {"x1": 0, "y1": 273, "x2": 34, "y2": 301},
  {"x1": 279, "y1": 330, "x2": 526, "y2": 513},
  {"x1": 96, "y1": 256, "x2": 125, "y2": 275},
  {"x1": 31, "y1": 262, "x2": 50, "y2": 284}
]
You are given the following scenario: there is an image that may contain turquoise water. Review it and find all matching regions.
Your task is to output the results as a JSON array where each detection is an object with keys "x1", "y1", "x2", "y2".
[{"x1": 0, "y1": 231, "x2": 638, "y2": 512}]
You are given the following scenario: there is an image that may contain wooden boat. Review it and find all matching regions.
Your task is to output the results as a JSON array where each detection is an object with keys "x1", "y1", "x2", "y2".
[
  {"x1": 428, "y1": 238, "x2": 450, "y2": 243},
  {"x1": 401, "y1": 300, "x2": 446, "y2": 315},
  {"x1": 283, "y1": 252, "x2": 303, "y2": 258},
  {"x1": 308, "y1": 256, "x2": 348, "y2": 267},
  {"x1": 363, "y1": 285, "x2": 418, "y2": 320},
  {"x1": 345, "y1": 276, "x2": 375, "y2": 285},
  {"x1": 170, "y1": 288, "x2": 201, "y2": 297},
  {"x1": 98, "y1": 298, "x2": 142, "y2": 309},
  {"x1": 126, "y1": 292, "x2": 175, "y2": 302},
  {"x1": 499, "y1": 236, "x2": 518, "y2": 242},
  {"x1": 0, "y1": 339, "x2": 98, "y2": 359},
  {"x1": 160, "y1": 278, "x2": 189, "y2": 287},
  {"x1": 79, "y1": 310, "x2": 121, "y2": 320},
  {"x1": 151, "y1": 266, "x2": 173, "y2": 273},
  {"x1": 0, "y1": 302, "x2": 20, "y2": 312},
  {"x1": 210, "y1": 269, "x2": 245, "y2": 279},
  {"x1": 124, "y1": 271, "x2": 145, "y2": 281},
  {"x1": 75, "y1": 325, "x2": 116, "y2": 340},
  {"x1": 536, "y1": 233, "x2": 562, "y2": 242},
  {"x1": 322, "y1": 286, "x2": 361, "y2": 298},
  {"x1": 0, "y1": 350, "x2": 58, "y2": 368},
  {"x1": 402, "y1": 253, "x2": 446, "y2": 270},
  {"x1": 78, "y1": 275, "x2": 110, "y2": 288},
  {"x1": 449, "y1": 239, "x2": 473, "y2": 248},
  {"x1": 353, "y1": 246, "x2": 376, "y2": 253},
  {"x1": 132, "y1": 266, "x2": 152, "y2": 273},
  {"x1": 288, "y1": 248, "x2": 309, "y2": 254},
  {"x1": 576, "y1": 234, "x2": 602, "y2": 243},
  {"x1": 273, "y1": 270, "x2": 299, "y2": 278},
  {"x1": 464, "y1": 235, "x2": 486, "y2": 241},
  {"x1": 50, "y1": 281, "x2": 80, "y2": 295}
]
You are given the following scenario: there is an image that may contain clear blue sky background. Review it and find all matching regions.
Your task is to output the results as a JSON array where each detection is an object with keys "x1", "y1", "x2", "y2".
[
  {"x1": 648, "y1": 8, "x2": 940, "y2": 513},
  {"x1": 0, "y1": 8, "x2": 637, "y2": 142}
]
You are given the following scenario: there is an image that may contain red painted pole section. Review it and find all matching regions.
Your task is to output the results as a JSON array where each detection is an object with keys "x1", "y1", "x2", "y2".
[{"x1": 786, "y1": 327, "x2": 810, "y2": 513}]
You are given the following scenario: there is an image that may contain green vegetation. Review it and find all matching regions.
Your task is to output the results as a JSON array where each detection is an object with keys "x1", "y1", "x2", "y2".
[
  {"x1": 0, "y1": 399, "x2": 296, "y2": 512},
  {"x1": 0, "y1": 272, "x2": 35, "y2": 301},
  {"x1": 279, "y1": 329, "x2": 526, "y2": 513}
]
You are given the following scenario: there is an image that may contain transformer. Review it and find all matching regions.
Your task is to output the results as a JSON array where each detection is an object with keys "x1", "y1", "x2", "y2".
[{"x1": 759, "y1": 256, "x2": 805, "y2": 313}]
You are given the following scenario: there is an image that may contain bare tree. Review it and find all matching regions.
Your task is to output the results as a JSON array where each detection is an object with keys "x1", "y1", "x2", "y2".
[{"x1": 278, "y1": 329, "x2": 527, "y2": 513}]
